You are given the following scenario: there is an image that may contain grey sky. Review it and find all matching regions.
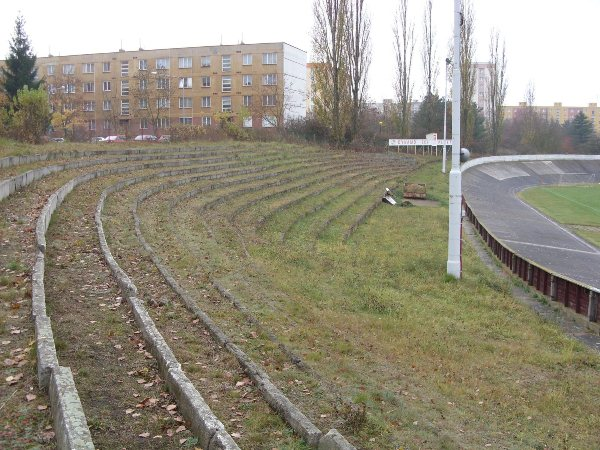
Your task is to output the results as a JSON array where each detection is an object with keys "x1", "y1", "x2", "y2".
[{"x1": 1, "y1": 0, "x2": 598, "y2": 107}]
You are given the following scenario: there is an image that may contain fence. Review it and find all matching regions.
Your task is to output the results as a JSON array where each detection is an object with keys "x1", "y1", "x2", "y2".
[{"x1": 464, "y1": 202, "x2": 599, "y2": 323}]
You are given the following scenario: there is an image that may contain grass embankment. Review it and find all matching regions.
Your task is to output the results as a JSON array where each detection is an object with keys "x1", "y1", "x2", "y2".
[
  {"x1": 143, "y1": 151, "x2": 600, "y2": 449},
  {"x1": 520, "y1": 184, "x2": 600, "y2": 247}
]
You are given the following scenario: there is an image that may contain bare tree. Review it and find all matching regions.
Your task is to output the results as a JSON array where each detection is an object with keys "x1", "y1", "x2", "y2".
[
  {"x1": 131, "y1": 67, "x2": 176, "y2": 136},
  {"x1": 422, "y1": 0, "x2": 438, "y2": 97},
  {"x1": 459, "y1": 0, "x2": 476, "y2": 148},
  {"x1": 487, "y1": 31, "x2": 507, "y2": 154},
  {"x1": 522, "y1": 81, "x2": 538, "y2": 147},
  {"x1": 312, "y1": 0, "x2": 350, "y2": 146},
  {"x1": 393, "y1": 0, "x2": 415, "y2": 137},
  {"x1": 345, "y1": 0, "x2": 371, "y2": 140}
]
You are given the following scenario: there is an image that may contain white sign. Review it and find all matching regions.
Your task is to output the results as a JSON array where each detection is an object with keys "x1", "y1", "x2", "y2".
[{"x1": 389, "y1": 139, "x2": 452, "y2": 146}]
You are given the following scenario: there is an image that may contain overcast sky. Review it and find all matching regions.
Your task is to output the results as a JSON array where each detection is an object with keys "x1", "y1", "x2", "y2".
[{"x1": 1, "y1": 0, "x2": 598, "y2": 107}]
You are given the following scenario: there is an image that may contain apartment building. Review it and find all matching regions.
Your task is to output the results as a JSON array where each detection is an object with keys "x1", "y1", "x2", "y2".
[
  {"x1": 33, "y1": 42, "x2": 306, "y2": 136},
  {"x1": 504, "y1": 102, "x2": 599, "y2": 132}
]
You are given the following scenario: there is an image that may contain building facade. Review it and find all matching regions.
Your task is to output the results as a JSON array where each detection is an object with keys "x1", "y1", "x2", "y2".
[
  {"x1": 31, "y1": 42, "x2": 306, "y2": 137},
  {"x1": 504, "y1": 102, "x2": 599, "y2": 132}
]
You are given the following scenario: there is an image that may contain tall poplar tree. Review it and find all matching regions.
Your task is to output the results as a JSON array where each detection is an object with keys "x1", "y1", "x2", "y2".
[{"x1": 1, "y1": 15, "x2": 41, "y2": 103}]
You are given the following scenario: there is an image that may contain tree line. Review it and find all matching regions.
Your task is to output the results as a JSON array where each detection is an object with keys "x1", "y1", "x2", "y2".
[{"x1": 1, "y1": 7, "x2": 598, "y2": 153}]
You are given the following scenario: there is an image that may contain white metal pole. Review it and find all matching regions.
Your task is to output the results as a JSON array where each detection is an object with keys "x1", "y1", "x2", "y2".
[
  {"x1": 447, "y1": 0, "x2": 462, "y2": 278},
  {"x1": 442, "y1": 62, "x2": 448, "y2": 174}
]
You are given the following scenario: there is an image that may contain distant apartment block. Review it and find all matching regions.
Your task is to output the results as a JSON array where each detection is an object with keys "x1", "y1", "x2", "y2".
[
  {"x1": 473, "y1": 62, "x2": 493, "y2": 120},
  {"x1": 504, "y1": 102, "x2": 599, "y2": 132},
  {"x1": 6, "y1": 42, "x2": 306, "y2": 136}
]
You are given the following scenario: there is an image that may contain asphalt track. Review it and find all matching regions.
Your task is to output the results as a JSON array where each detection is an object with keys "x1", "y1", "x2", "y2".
[{"x1": 462, "y1": 159, "x2": 600, "y2": 290}]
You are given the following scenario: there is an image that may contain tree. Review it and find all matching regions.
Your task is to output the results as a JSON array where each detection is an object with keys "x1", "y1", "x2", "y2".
[
  {"x1": 131, "y1": 68, "x2": 176, "y2": 136},
  {"x1": 1, "y1": 15, "x2": 41, "y2": 103},
  {"x1": 9, "y1": 87, "x2": 49, "y2": 143},
  {"x1": 345, "y1": 0, "x2": 371, "y2": 141},
  {"x1": 421, "y1": 0, "x2": 438, "y2": 97},
  {"x1": 411, "y1": 93, "x2": 444, "y2": 139},
  {"x1": 487, "y1": 31, "x2": 508, "y2": 155},
  {"x1": 393, "y1": 0, "x2": 415, "y2": 137},
  {"x1": 47, "y1": 73, "x2": 84, "y2": 139},
  {"x1": 564, "y1": 112, "x2": 595, "y2": 150},
  {"x1": 459, "y1": 0, "x2": 476, "y2": 149},
  {"x1": 312, "y1": 0, "x2": 351, "y2": 147}
]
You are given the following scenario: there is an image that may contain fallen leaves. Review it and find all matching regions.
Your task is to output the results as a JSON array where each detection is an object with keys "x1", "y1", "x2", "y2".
[
  {"x1": 25, "y1": 393, "x2": 37, "y2": 402},
  {"x1": 6, "y1": 373, "x2": 23, "y2": 385}
]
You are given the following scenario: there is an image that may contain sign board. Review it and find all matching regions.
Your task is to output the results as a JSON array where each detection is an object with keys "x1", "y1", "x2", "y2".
[
  {"x1": 389, "y1": 139, "x2": 452, "y2": 146},
  {"x1": 426, "y1": 132, "x2": 438, "y2": 141}
]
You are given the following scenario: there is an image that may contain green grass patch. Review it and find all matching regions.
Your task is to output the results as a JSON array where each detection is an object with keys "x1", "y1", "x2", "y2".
[{"x1": 520, "y1": 184, "x2": 600, "y2": 246}]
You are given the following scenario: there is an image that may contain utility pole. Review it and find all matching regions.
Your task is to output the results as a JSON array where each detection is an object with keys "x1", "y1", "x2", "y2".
[{"x1": 447, "y1": 0, "x2": 462, "y2": 278}]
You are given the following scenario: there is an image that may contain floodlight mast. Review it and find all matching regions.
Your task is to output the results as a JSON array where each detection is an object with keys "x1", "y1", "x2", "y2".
[{"x1": 447, "y1": 0, "x2": 462, "y2": 278}]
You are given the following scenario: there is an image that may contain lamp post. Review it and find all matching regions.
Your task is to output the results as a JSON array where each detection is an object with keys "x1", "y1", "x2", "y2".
[
  {"x1": 442, "y1": 58, "x2": 451, "y2": 174},
  {"x1": 447, "y1": 0, "x2": 462, "y2": 278}
]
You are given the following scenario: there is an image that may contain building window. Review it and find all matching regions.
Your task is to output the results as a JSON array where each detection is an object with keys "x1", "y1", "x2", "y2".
[
  {"x1": 202, "y1": 116, "x2": 211, "y2": 127},
  {"x1": 157, "y1": 98, "x2": 170, "y2": 108},
  {"x1": 139, "y1": 59, "x2": 148, "y2": 70},
  {"x1": 201, "y1": 56, "x2": 210, "y2": 67},
  {"x1": 139, "y1": 98, "x2": 148, "y2": 109},
  {"x1": 242, "y1": 75, "x2": 252, "y2": 86},
  {"x1": 121, "y1": 100, "x2": 130, "y2": 116},
  {"x1": 221, "y1": 55, "x2": 231, "y2": 72},
  {"x1": 87, "y1": 119, "x2": 96, "y2": 131},
  {"x1": 243, "y1": 117, "x2": 252, "y2": 128},
  {"x1": 222, "y1": 76, "x2": 232, "y2": 92},
  {"x1": 262, "y1": 115, "x2": 277, "y2": 127},
  {"x1": 103, "y1": 100, "x2": 112, "y2": 111},
  {"x1": 103, "y1": 119, "x2": 111, "y2": 130},
  {"x1": 262, "y1": 52, "x2": 277, "y2": 65},
  {"x1": 65, "y1": 84, "x2": 76, "y2": 94},
  {"x1": 83, "y1": 63, "x2": 94, "y2": 74},
  {"x1": 103, "y1": 62, "x2": 111, "y2": 72},
  {"x1": 222, "y1": 96, "x2": 232, "y2": 112},
  {"x1": 179, "y1": 97, "x2": 192, "y2": 109},
  {"x1": 156, "y1": 58, "x2": 169, "y2": 69},
  {"x1": 140, "y1": 118, "x2": 148, "y2": 129},
  {"x1": 179, "y1": 77, "x2": 192, "y2": 88},
  {"x1": 157, "y1": 77, "x2": 170, "y2": 90},
  {"x1": 179, "y1": 117, "x2": 192, "y2": 125},
  {"x1": 179, "y1": 57, "x2": 192, "y2": 69},
  {"x1": 158, "y1": 117, "x2": 170, "y2": 128},
  {"x1": 103, "y1": 81, "x2": 111, "y2": 92},
  {"x1": 139, "y1": 78, "x2": 147, "y2": 90},
  {"x1": 242, "y1": 95, "x2": 252, "y2": 107},
  {"x1": 201, "y1": 76, "x2": 211, "y2": 87},
  {"x1": 262, "y1": 95, "x2": 276, "y2": 106},
  {"x1": 47, "y1": 64, "x2": 56, "y2": 76},
  {"x1": 63, "y1": 64, "x2": 75, "y2": 75},
  {"x1": 242, "y1": 54, "x2": 252, "y2": 65},
  {"x1": 201, "y1": 96, "x2": 211, "y2": 108},
  {"x1": 83, "y1": 82, "x2": 95, "y2": 93},
  {"x1": 83, "y1": 101, "x2": 95, "y2": 112},
  {"x1": 121, "y1": 61, "x2": 129, "y2": 77},
  {"x1": 121, "y1": 80, "x2": 129, "y2": 96},
  {"x1": 262, "y1": 74, "x2": 277, "y2": 85}
]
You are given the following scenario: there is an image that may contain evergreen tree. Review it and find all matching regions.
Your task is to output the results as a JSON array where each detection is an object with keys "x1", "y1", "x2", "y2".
[
  {"x1": 1, "y1": 15, "x2": 40, "y2": 102},
  {"x1": 411, "y1": 93, "x2": 444, "y2": 138},
  {"x1": 564, "y1": 111, "x2": 594, "y2": 147}
]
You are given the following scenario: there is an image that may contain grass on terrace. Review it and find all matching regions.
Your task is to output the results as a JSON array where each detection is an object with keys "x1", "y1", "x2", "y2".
[
  {"x1": 520, "y1": 183, "x2": 600, "y2": 247},
  {"x1": 141, "y1": 151, "x2": 600, "y2": 449},
  {"x1": 1, "y1": 137, "x2": 599, "y2": 449}
]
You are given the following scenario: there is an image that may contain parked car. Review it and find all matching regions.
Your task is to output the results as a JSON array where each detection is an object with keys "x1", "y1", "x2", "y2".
[
  {"x1": 103, "y1": 135, "x2": 127, "y2": 142},
  {"x1": 134, "y1": 134, "x2": 157, "y2": 141},
  {"x1": 50, "y1": 137, "x2": 65, "y2": 143},
  {"x1": 90, "y1": 136, "x2": 105, "y2": 143},
  {"x1": 157, "y1": 135, "x2": 171, "y2": 143}
]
